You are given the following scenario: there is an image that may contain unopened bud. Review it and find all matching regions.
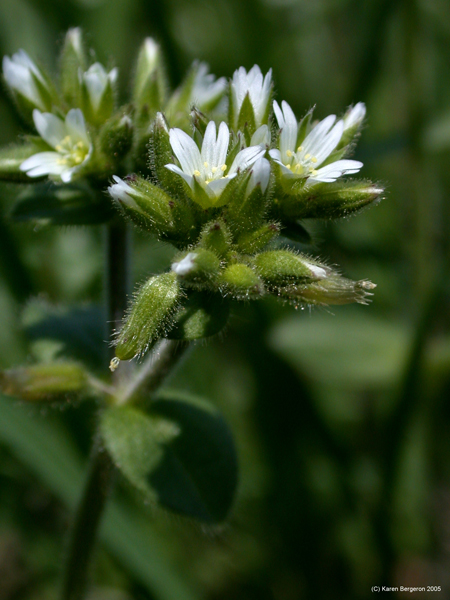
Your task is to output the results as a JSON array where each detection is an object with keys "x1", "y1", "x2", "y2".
[
  {"x1": 171, "y1": 249, "x2": 221, "y2": 285},
  {"x1": 279, "y1": 180, "x2": 384, "y2": 220},
  {"x1": 338, "y1": 102, "x2": 366, "y2": 149},
  {"x1": 115, "y1": 272, "x2": 181, "y2": 360},
  {"x1": 59, "y1": 28, "x2": 87, "y2": 105},
  {"x1": 3, "y1": 50, "x2": 56, "y2": 119},
  {"x1": 108, "y1": 175, "x2": 174, "y2": 234},
  {"x1": 199, "y1": 220, "x2": 233, "y2": 258},
  {"x1": 133, "y1": 38, "x2": 167, "y2": 118},
  {"x1": 218, "y1": 263, "x2": 264, "y2": 299},
  {"x1": 0, "y1": 362, "x2": 87, "y2": 402},
  {"x1": 79, "y1": 63, "x2": 117, "y2": 125},
  {"x1": 280, "y1": 276, "x2": 376, "y2": 306},
  {"x1": 254, "y1": 250, "x2": 328, "y2": 286}
]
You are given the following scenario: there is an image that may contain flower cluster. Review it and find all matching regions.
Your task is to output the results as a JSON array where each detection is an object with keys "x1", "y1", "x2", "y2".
[{"x1": 1, "y1": 29, "x2": 383, "y2": 364}]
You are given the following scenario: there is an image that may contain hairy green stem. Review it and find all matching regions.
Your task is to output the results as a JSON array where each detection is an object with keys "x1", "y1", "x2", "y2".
[{"x1": 119, "y1": 339, "x2": 189, "y2": 406}]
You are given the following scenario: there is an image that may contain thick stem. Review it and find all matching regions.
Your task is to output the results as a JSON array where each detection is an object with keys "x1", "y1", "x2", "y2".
[{"x1": 61, "y1": 219, "x2": 130, "y2": 600}]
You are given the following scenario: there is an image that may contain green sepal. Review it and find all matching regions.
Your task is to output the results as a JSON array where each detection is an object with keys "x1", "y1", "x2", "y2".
[
  {"x1": 226, "y1": 172, "x2": 267, "y2": 233},
  {"x1": 236, "y1": 223, "x2": 280, "y2": 254},
  {"x1": 11, "y1": 181, "x2": 114, "y2": 225},
  {"x1": 99, "y1": 393, "x2": 238, "y2": 523},
  {"x1": 218, "y1": 263, "x2": 264, "y2": 299},
  {"x1": 99, "y1": 112, "x2": 133, "y2": 162},
  {"x1": 168, "y1": 292, "x2": 230, "y2": 340},
  {"x1": 147, "y1": 112, "x2": 176, "y2": 189},
  {"x1": 276, "y1": 180, "x2": 384, "y2": 220},
  {"x1": 0, "y1": 361, "x2": 88, "y2": 402},
  {"x1": 115, "y1": 272, "x2": 181, "y2": 361},
  {"x1": 237, "y1": 93, "x2": 257, "y2": 144},
  {"x1": 296, "y1": 107, "x2": 314, "y2": 148},
  {"x1": 198, "y1": 219, "x2": 233, "y2": 258},
  {"x1": 253, "y1": 249, "x2": 322, "y2": 286},
  {"x1": 59, "y1": 28, "x2": 87, "y2": 106},
  {"x1": 190, "y1": 107, "x2": 209, "y2": 137},
  {"x1": 278, "y1": 276, "x2": 376, "y2": 306},
  {"x1": 172, "y1": 248, "x2": 221, "y2": 286}
]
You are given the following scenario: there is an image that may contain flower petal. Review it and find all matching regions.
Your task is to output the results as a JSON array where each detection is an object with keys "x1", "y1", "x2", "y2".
[
  {"x1": 65, "y1": 109, "x2": 89, "y2": 146},
  {"x1": 33, "y1": 110, "x2": 66, "y2": 148},
  {"x1": 169, "y1": 128, "x2": 201, "y2": 175},
  {"x1": 228, "y1": 145, "x2": 265, "y2": 176},
  {"x1": 308, "y1": 159, "x2": 363, "y2": 184}
]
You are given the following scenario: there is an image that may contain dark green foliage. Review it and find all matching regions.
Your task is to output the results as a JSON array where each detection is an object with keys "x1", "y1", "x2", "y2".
[
  {"x1": 100, "y1": 394, "x2": 238, "y2": 523},
  {"x1": 11, "y1": 181, "x2": 114, "y2": 225}
]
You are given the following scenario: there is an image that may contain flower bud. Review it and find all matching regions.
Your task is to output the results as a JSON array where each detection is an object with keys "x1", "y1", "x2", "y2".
[
  {"x1": 198, "y1": 220, "x2": 233, "y2": 258},
  {"x1": 108, "y1": 174, "x2": 174, "y2": 234},
  {"x1": 171, "y1": 249, "x2": 221, "y2": 285},
  {"x1": 0, "y1": 362, "x2": 87, "y2": 402},
  {"x1": 280, "y1": 276, "x2": 376, "y2": 306},
  {"x1": 237, "y1": 223, "x2": 280, "y2": 254},
  {"x1": 79, "y1": 63, "x2": 118, "y2": 125},
  {"x1": 133, "y1": 38, "x2": 167, "y2": 119},
  {"x1": 59, "y1": 28, "x2": 87, "y2": 105},
  {"x1": 115, "y1": 272, "x2": 181, "y2": 361},
  {"x1": 100, "y1": 113, "x2": 133, "y2": 162},
  {"x1": 253, "y1": 250, "x2": 327, "y2": 286},
  {"x1": 218, "y1": 263, "x2": 264, "y2": 299},
  {"x1": 229, "y1": 65, "x2": 272, "y2": 138},
  {"x1": 278, "y1": 180, "x2": 384, "y2": 220},
  {"x1": 3, "y1": 50, "x2": 56, "y2": 118},
  {"x1": 337, "y1": 102, "x2": 366, "y2": 149}
]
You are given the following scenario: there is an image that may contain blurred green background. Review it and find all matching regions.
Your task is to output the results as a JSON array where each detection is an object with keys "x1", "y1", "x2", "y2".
[{"x1": 1, "y1": 0, "x2": 450, "y2": 598}]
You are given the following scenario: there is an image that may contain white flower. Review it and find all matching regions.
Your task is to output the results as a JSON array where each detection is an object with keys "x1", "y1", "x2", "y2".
[
  {"x1": 165, "y1": 120, "x2": 265, "y2": 205},
  {"x1": 246, "y1": 157, "x2": 271, "y2": 197},
  {"x1": 171, "y1": 253, "x2": 198, "y2": 276},
  {"x1": 191, "y1": 62, "x2": 226, "y2": 109},
  {"x1": 231, "y1": 65, "x2": 272, "y2": 128},
  {"x1": 269, "y1": 100, "x2": 363, "y2": 186},
  {"x1": 80, "y1": 62, "x2": 118, "y2": 112},
  {"x1": 343, "y1": 102, "x2": 366, "y2": 131},
  {"x1": 2, "y1": 50, "x2": 50, "y2": 111},
  {"x1": 20, "y1": 109, "x2": 92, "y2": 182}
]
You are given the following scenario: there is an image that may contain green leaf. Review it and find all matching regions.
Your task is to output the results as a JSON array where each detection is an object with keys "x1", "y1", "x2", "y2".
[
  {"x1": 0, "y1": 395, "x2": 199, "y2": 600},
  {"x1": 100, "y1": 394, "x2": 238, "y2": 523},
  {"x1": 10, "y1": 181, "x2": 114, "y2": 225},
  {"x1": 168, "y1": 292, "x2": 230, "y2": 340}
]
